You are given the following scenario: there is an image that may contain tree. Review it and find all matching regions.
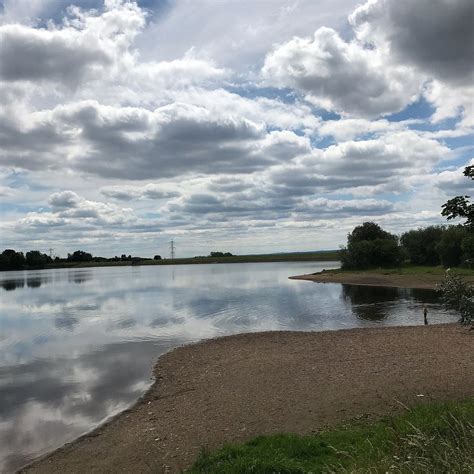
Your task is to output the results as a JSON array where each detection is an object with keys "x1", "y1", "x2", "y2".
[
  {"x1": 154, "y1": 255, "x2": 162, "y2": 260},
  {"x1": 437, "y1": 226, "x2": 470, "y2": 267},
  {"x1": 347, "y1": 222, "x2": 396, "y2": 246},
  {"x1": 441, "y1": 165, "x2": 473, "y2": 228},
  {"x1": 0, "y1": 249, "x2": 26, "y2": 270},
  {"x1": 341, "y1": 222, "x2": 402, "y2": 269},
  {"x1": 209, "y1": 251, "x2": 233, "y2": 257},
  {"x1": 400, "y1": 226, "x2": 444, "y2": 265},
  {"x1": 67, "y1": 250, "x2": 93, "y2": 262},
  {"x1": 25, "y1": 250, "x2": 52, "y2": 268}
]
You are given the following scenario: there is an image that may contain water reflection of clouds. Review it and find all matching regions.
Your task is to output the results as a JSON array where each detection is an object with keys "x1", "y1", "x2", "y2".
[{"x1": 0, "y1": 340, "x2": 176, "y2": 472}]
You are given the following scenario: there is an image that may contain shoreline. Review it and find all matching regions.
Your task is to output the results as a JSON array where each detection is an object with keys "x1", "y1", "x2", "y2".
[
  {"x1": 1, "y1": 254, "x2": 340, "y2": 273},
  {"x1": 21, "y1": 324, "x2": 473, "y2": 473},
  {"x1": 289, "y1": 269, "x2": 474, "y2": 289}
]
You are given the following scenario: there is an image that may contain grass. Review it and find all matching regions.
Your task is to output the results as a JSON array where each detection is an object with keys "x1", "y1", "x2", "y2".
[
  {"x1": 189, "y1": 398, "x2": 474, "y2": 473},
  {"x1": 320, "y1": 265, "x2": 474, "y2": 277}
]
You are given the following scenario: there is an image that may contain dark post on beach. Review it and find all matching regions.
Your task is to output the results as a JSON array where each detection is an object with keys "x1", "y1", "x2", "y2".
[{"x1": 423, "y1": 306, "x2": 428, "y2": 325}]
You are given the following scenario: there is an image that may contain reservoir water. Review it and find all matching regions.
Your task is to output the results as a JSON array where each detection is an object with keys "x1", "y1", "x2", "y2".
[{"x1": 0, "y1": 261, "x2": 457, "y2": 471}]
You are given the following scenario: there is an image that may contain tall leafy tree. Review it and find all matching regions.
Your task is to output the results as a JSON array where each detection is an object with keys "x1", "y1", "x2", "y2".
[{"x1": 441, "y1": 165, "x2": 474, "y2": 228}]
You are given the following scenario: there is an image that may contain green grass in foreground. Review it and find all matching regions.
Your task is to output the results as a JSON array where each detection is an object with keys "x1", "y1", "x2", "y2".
[{"x1": 189, "y1": 398, "x2": 474, "y2": 473}]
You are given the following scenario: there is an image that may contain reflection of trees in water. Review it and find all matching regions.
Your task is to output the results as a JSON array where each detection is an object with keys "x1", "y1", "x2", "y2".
[
  {"x1": 26, "y1": 277, "x2": 43, "y2": 288},
  {"x1": 341, "y1": 284, "x2": 441, "y2": 321},
  {"x1": 1, "y1": 275, "x2": 52, "y2": 291},
  {"x1": 67, "y1": 270, "x2": 92, "y2": 284},
  {"x1": 1, "y1": 279, "x2": 25, "y2": 291},
  {"x1": 67, "y1": 270, "x2": 92, "y2": 283},
  {"x1": 342, "y1": 284, "x2": 400, "y2": 321}
]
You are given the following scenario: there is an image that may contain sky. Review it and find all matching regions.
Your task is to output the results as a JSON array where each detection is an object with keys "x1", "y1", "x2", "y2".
[{"x1": 0, "y1": 0, "x2": 472, "y2": 258}]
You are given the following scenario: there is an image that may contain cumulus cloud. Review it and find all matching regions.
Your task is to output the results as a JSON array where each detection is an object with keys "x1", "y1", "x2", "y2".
[
  {"x1": 434, "y1": 159, "x2": 474, "y2": 195},
  {"x1": 263, "y1": 0, "x2": 473, "y2": 123},
  {"x1": 0, "y1": 1, "x2": 145, "y2": 85},
  {"x1": 347, "y1": 0, "x2": 474, "y2": 126},
  {"x1": 350, "y1": 0, "x2": 474, "y2": 87},
  {"x1": 48, "y1": 190, "x2": 134, "y2": 224},
  {"x1": 1, "y1": 100, "x2": 312, "y2": 178},
  {"x1": 100, "y1": 184, "x2": 180, "y2": 201},
  {"x1": 270, "y1": 131, "x2": 450, "y2": 194},
  {"x1": 317, "y1": 118, "x2": 414, "y2": 141},
  {"x1": 262, "y1": 26, "x2": 421, "y2": 117}
]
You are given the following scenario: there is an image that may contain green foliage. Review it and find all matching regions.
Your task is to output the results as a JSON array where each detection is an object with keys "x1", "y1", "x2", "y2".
[
  {"x1": 437, "y1": 226, "x2": 470, "y2": 267},
  {"x1": 400, "y1": 226, "x2": 444, "y2": 266},
  {"x1": 341, "y1": 222, "x2": 402, "y2": 270},
  {"x1": 189, "y1": 399, "x2": 474, "y2": 473},
  {"x1": 25, "y1": 250, "x2": 52, "y2": 268},
  {"x1": 0, "y1": 249, "x2": 26, "y2": 270},
  {"x1": 154, "y1": 255, "x2": 162, "y2": 260},
  {"x1": 441, "y1": 165, "x2": 473, "y2": 228},
  {"x1": 461, "y1": 234, "x2": 474, "y2": 267},
  {"x1": 347, "y1": 222, "x2": 396, "y2": 246},
  {"x1": 67, "y1": 250, "x2": 93, "y2": 262},
  {"x1": 439, "y1": 271, "x2": 474, "y2": 325},
  {"x1": 209, "y1": 251, "x2": 234, "y2": 257}
]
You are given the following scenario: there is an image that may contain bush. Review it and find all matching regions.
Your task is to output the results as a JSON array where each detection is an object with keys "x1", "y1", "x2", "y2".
[{"x1": 439, "y1": 272, "x2": 473, "y2": 325}]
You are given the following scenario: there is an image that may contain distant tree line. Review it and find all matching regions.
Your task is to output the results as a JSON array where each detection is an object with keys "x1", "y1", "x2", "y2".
[
  {"x1": 0, "y1": 249, "x2": 53, "y2": 271},
  {"x1": 0, "y1": 249, "x2": 156, "y2": 271},
  {"x1": 193, "y1": 251, "x2": 234, "y2": 258}
]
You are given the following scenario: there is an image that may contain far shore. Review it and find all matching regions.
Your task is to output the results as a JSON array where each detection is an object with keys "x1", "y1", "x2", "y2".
[
  {"x1": 1, "y1": 251, "x2": 340, "y2": 273},
  {"x1": 289, "y1": 267, "x2": 474, "y2": 290},
  {"x1": 22, "y1": 324, "x2": 473, "y2": 473}
]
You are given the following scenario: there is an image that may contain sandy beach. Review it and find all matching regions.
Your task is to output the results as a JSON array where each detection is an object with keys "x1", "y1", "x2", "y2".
[
  {"x1": 21, "y1": 324, "x2": 473, "y2": 473},
  {"x1": 288, "y1": 270, "x2": 474, "y2": 289}
]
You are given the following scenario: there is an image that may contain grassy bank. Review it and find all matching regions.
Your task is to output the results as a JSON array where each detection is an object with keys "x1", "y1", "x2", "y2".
[
  {"x1": 328, "y1": 265, "x2": 474, "y2": 277},
  {"x1": 190, "y1": 398, "x2": 474, "y2": 473},
  {"x1": 45, "y1": 250, "x2": 340, "y2": 270}
]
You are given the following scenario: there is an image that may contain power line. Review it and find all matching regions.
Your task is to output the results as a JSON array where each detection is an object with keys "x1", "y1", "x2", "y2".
[{"x1": 169, "y1": 240, "x2": 175, "y2": 259}]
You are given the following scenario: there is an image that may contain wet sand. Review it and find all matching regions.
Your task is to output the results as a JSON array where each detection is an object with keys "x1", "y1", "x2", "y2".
[{"x1": 22, "y1": 324, "x2": 473, "y2": 473}]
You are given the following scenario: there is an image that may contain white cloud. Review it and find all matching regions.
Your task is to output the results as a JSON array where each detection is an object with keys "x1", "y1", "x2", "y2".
[
  {"x1": 262, "y1": 26, "x2": 421, "y2": 117},
  {"x1": 349, "y1": 0, "x2": 474, "y2": 87},
  {"x1": 349, "y1": 0, "x2": 474, "y2": 125},
  {"x1": 100, "y1": 184, "x2": 180, "y2": 201},
  {"x1": 0, "y1": 1, "x2": 146, "y2": 86}
]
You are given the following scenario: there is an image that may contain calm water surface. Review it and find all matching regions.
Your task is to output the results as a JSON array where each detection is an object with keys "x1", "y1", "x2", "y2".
[{"x1": 0, "y1": 262, "x2": 457, "y2": 471}]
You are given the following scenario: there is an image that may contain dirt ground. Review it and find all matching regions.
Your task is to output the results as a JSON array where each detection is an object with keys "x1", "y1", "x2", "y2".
[
  {"x1": 289, "y1": 271, "x2": 457, "y2": 289},
  {"x1": 22, "y1": 324, "x2": 473, "y2": 473}
]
